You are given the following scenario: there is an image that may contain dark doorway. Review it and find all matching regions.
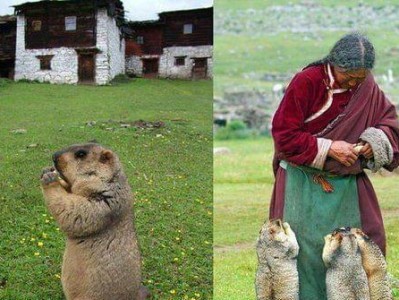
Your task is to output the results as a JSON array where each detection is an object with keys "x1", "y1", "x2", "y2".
[
  {"x1": 0, "y1": 60, "x2": 14, "y2": 79},
  {"x1": 78, "y1": 54, "x2": 95, "y2": 83},
  {"x1": 142, "y1": 58, "x2": 159, "y2": 78},
  {"x1": 192, "y1": 58, "x2": 208, "y2": 79}
]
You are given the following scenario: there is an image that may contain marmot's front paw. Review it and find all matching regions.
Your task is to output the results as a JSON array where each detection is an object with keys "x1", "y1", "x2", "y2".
[{"x1": 41, "y1": 168, "x2": 60, "y2": 187}]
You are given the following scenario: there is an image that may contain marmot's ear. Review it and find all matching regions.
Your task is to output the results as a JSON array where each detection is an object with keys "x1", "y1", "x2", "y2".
[{"x1": 100, "y1": 150, "x2": 114, "y2": 163}]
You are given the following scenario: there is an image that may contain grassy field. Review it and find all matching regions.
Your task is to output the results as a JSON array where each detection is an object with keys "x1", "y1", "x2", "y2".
[
  {"x1": 214, "y1": 0, "x2": 399, "y2": 98},
  {"x1": 214, "y1": 139, "x2": 399, "y2": 299},
  {"x1": 0, "y1": 79, "x2": 212, "y2": 299}
]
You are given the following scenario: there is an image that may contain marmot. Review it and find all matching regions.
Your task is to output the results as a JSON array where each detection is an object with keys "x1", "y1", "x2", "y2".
[
  {"x1": 255, "y1": 219, "x2": 300, "y2": 300},
  {"x1": 40, "y1": 143, "x2": 149, "y2": 300},
  {"x1": 322, "y1": 228, "x2": 370, "y2": 300},
  {"x1": 350, "y1": 228, "x2": 392, "y2": 300}
]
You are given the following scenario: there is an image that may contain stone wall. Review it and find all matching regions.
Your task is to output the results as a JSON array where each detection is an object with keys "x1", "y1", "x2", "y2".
[
  {"x1": 126, "y1": 56, "x2": 143, "y2": 76},
  {"x1": 106, "y1": 11, "x2": 125, "y2": 79},
  {"x1": 95, "y1": 9, "x2": 109, "y2": 85},
  {"x1": 158, "y1": 45, "x2": 213, "y2": 79},
  {"x1": 14, "y1": 15, "x2": 79, "y2": 84},
  {"x1": 96, "y1": 9, "x2": 125, "y2": 84}
]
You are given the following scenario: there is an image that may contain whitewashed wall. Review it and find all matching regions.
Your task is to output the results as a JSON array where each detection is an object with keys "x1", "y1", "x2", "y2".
[
  {"x1": 107, "y1": 12, "x2": 125, "y2": 79},
  {"x1": 14, "y1": 15, "x2": 79, "y2": 84},
  {"x1": 126, "y1": 56, "x2": 143, "y2": 76},
  {"x1": 95, "y1": 9, "x2": 110, "y2": 85},
  {"x1": 96, "y1": 9, "x2": 125, "y2": 84},
  {"x1": 158, "y1": 45, "x2": 213, "y2": 79}
]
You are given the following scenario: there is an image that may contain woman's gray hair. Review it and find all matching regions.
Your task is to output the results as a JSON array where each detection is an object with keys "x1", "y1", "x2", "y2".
[{"x1": 307, "y1": 32, "x2": 375, "y2": 71}]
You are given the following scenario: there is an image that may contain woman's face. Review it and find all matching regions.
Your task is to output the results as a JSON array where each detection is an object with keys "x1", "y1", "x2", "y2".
[{"x1": 333, "y1": 67, "x2": 369, "y2": 89}]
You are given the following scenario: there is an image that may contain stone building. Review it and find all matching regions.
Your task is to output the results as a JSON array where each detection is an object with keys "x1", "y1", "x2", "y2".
[
  {"x1": 126, "y1": 7, "x2": 213, "y2": 79},
  {"x1": 13, "y1": 0, "x2": 126, "y2": 85}
]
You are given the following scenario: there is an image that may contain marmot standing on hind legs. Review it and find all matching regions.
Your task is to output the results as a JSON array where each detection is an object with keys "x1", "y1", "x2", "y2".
[
  {"x1": 255, "y1": 219, "x2": 300, "y2": 300},
  {"x1": 40, "y1": 143, "x2": 149, "y2": 300},
  {"x1": 350, "y1": 228, "x2": 392, "y2": 300},
  {"x1": 322, "y1": 228, "x2": 370, "y2": 300}
]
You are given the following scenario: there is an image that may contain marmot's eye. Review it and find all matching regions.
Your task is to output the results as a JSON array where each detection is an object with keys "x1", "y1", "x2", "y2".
[{"x1": 75, "y1": 149, "x2": 88, "y2": 159}]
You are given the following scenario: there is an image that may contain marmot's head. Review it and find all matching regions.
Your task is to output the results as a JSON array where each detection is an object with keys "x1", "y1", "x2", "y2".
[
  {"x1": 322, "y1": 228, "x2": 360, "y2": 267},
  {"x1": 258, "y1": 219, "x2": 299, "y2": 259},
  {"x1": 350, "y1": 228, "x2": 371, "y2": 247},
  {"x1": 350, "y1": 228, "x2": 386, "y2": 272},
  {"x1": 53, "y1": 143, "x2": 123, "y2": 195}
]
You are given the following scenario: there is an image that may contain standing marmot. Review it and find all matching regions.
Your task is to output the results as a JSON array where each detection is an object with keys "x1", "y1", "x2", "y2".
[
  {"x1": 255, "y1": 219, "x2": 300, "y2": 300},
  {"x1": 322, "y1": 228, "x2": 370, "y2": 300},
  {"x1": 350, "y1": 228, "x2": 392, "y2": 300},
  {"x1": 40, "y1": 143, "x2": 148, "y2": 300}
]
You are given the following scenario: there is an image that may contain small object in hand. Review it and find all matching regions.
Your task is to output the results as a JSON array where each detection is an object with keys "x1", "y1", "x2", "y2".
[{"x1": 354, "y1": 144, "x2": 364, "y2": 154}]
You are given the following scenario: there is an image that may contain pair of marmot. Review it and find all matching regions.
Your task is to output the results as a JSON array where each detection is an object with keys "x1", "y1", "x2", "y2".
[
  {"x1": 323, "y1": 227, "x2": 392, "y2": 300},
  {"x1": 255, "y1": 220, "x2": 391, "y2": 300},
  {"x1": 41, "y1": 143, "x2": 149, "y2": 300}
]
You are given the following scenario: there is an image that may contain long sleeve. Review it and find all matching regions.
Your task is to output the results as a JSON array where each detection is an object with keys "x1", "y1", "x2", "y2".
[
  {"x1": 367, "y1": 89, "x2": 399, "y2": 171},
  {"x1": 272, "y1": 73, "x2": 318, "y2": 166}
]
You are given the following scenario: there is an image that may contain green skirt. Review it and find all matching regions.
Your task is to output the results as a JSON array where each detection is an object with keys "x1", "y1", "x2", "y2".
[{"x1": 282, "y1": 162, "x2": 361, "y2": 300}]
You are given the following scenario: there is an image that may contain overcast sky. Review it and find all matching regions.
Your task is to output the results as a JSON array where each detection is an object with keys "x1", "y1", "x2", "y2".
[{"x1": 0, "y1": 0, "x2": 213, "y2": 21}]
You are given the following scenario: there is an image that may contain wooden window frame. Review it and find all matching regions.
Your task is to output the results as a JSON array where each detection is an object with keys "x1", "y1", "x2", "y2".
[
  {"x1": 36, "y1": 55, "x2": 54, "y2": 70},
  {"x1": 65, "y1": 16, "x2": 77, "y2": 31},
  {"x1": 32, "y1": 20, "x2": 42, "y2": 32},
  {"x1": 183, "y1": 24, "x2": 193, "y2": 34},
  {"x1": 136, "y1": 36, "x2": 144, "y2": 44},
  {"x1": 175, "y1": 56, "x2": 186, "y2": 66}
]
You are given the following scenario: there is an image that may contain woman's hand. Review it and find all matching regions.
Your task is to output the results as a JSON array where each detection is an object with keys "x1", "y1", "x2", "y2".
[
  {"x1": 327, "y1": 141, "x2": 358, "y2": 166},
  {"x1": 358, "y1": 142, "x2": 374, "y2": 160}
]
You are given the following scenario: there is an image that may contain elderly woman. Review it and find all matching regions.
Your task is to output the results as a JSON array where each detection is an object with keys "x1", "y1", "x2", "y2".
[{"x1": 269, "y1": 32, "x2": 399, "y2": 299}]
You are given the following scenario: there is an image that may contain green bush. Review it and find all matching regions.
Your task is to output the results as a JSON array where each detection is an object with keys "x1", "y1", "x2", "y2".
[
  {"x1": 215, "y1": 120, "x2": 257, "y2": 140},
  {"x1": 110, "y1": 74, "x2": 133, "y2": 85},
  {"x1": 227, "y1": 120, "x2": 247, "y2": 131}
]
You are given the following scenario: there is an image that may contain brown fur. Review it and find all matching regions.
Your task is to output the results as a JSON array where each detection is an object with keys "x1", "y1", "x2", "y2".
[
  {"x1": 322, "y1": 229, "x2": 370, "y2": 300},
  {"x1": 40, "y1": 143, "x2": 149, "y2": 300},
  {"x1": 351, "y1": 228, "x2": 392, "y2": 300},
  {"x1": 255, "y1": 219, "x2": 299, "y2": 300}
]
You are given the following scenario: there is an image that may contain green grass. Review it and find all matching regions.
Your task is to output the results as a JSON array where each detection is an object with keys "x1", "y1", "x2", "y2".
[
  {"x1": 214, "y1": 1, "x2": 399, "y2": 97},
  {"x1": 214, "y1": 138, "x2": 399, "y2": 300},
  {"x1": 0, "y1": 79, "x2": 212, "y2": 300},
  {"x1": 215, "y1": 0, "x2": 399, "y2": 10}
]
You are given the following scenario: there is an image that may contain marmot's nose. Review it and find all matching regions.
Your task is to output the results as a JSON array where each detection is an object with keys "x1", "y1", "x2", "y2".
[{"x1": 53, "y1": 150, "x2": 64, "y2": 163}]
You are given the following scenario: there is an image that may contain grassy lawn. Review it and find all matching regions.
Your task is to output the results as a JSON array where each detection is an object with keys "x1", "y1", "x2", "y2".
[
  {"x1": 0, "y1": 79, "x2": 212, "y2": 300},
  {"x1": 214, "y1": 138, "x2": 399, "y2": 300}
]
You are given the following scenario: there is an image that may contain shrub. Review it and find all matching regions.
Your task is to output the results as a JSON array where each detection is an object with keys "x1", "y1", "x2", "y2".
[{"x1": 215, "y1": 120, "x2": 256, "y2": 140}]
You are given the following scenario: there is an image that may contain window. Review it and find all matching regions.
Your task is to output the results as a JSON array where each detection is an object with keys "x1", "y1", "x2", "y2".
[
  {"x1": 36, "y1": 55, "x2": 54, "y2": 70},
  {"x1": 32, "y1": 20, "x2": 42, "y2": 31},
  {"x1": 183, "y1": 24, "x2": 193, "y2": 34},
  {"x1": 175, "y1": 56, "x2": 186, "y2": 66},
  {"x1": 65, "y1": 16, "x2": 77, "y2": 31},
  {"x1": 136, "y1": 36, "x2": 144, "y2": 44}
]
